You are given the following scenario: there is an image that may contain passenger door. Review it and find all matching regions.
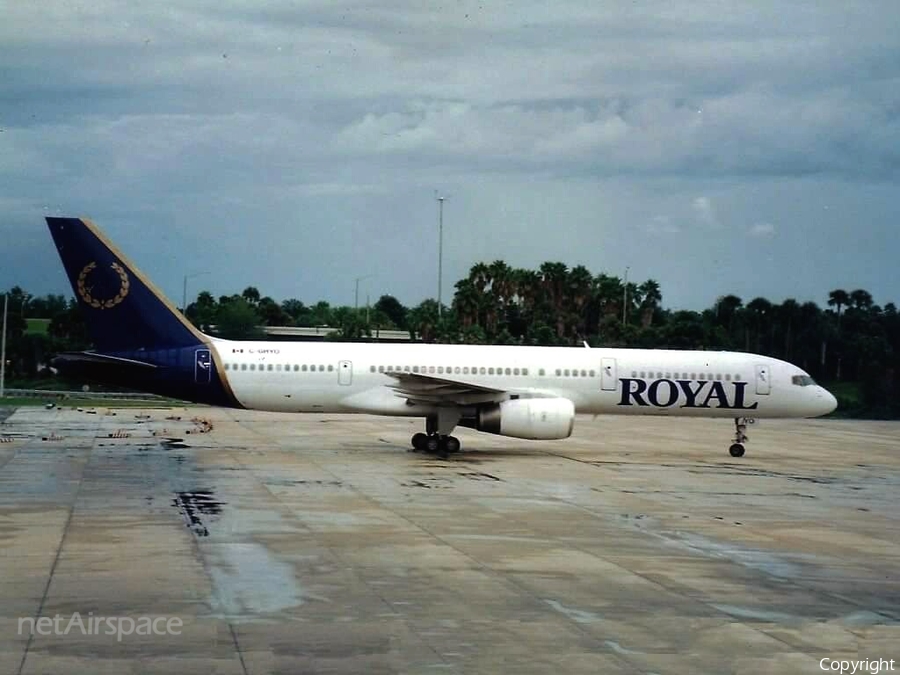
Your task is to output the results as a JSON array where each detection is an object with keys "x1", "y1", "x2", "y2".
[
  {"x1": 755, "y1": 364, "x2": 771, "y2": 395},
  {"x1": 194, "y1": 349, "x2": 212, "y2": 384},
  {"x1": 338, "y1": 360, "x2": 353, "y2": 386},
  {"x1": 600, "y1": 357, "x2": 617, "y2": 391}
]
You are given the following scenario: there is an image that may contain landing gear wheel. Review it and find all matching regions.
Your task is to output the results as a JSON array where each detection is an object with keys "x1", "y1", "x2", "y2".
[
  {"x1": 425, "y1": 435, "x2": 440, "y2": 454},
  {"x1": 411, "y1": 432, "x2": 428, "y2": 451},
  {"x1": 444, "y1": 436, "x2": 461, "y2": 454},
  {"x1": 729, "y1": 417, "x2": 750, "y2": 458},
  {"x1": 436, "y1": 437, "x2": 449, "y2": 460}
]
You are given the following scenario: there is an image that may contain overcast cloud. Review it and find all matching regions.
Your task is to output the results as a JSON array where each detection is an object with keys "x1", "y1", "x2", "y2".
[{"x1": 1, "y1": 1, "x2": 898, "y2": 310}]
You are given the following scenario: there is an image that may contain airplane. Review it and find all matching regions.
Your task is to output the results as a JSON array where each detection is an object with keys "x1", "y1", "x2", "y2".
[{"x1": 45, "y1": 217, "x2": 837, "y2": 459}]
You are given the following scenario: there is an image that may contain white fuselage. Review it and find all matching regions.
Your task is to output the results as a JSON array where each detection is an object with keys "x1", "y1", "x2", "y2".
[{"x1": 211, "y1": 340, "x2": 837, "y2": 420}]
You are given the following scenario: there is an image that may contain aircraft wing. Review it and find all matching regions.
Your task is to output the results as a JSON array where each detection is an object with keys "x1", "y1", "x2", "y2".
[{"x1": 384, "y1": 370, "x2": 509, "y2": 406}]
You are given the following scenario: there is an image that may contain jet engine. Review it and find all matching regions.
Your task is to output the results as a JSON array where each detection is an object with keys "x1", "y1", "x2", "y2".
[{"x1": 463, "y1": 398, "x2": 575, "y2": 440}]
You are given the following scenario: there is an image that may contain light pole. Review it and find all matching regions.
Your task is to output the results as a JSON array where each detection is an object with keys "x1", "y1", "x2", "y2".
[
  {"x1": 0, "y1": 293, "x2": 7, "y2": 398},
  {"x1": 436, "y1": 194, "x2": 446, "y2": 320},
  {"x1": 354, "y1": 275, "x2": 374, "y2": 312},
  {"x1": 182, "y1": 272, "x2": 209, "y2": 314},
  {"x1": 622, "y1": 266, "x2": 630, "y2": 326}
]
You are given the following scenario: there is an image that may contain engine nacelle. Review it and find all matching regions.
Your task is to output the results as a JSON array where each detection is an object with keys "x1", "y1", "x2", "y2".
[{"x1": 470, "y1": 398, "x2": 575, "y2": 440}]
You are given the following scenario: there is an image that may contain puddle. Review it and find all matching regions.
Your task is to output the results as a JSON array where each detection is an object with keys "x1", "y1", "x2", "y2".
[
  {"x1": 711, "y1": 603, "x2": 798, "y2": 622},
  {"x1": 208, "y1": 542, "x2": 305, "y2": 619},
  {"x1": 544, "y1": 599, "x2": 602, "y2": 624},
  {"x1": 659, "y1": 531, "x2": 807, "y2": 579}
]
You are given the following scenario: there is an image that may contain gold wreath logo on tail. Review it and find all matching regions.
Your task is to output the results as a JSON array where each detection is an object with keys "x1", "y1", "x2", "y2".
[{"x1": 77, "y1": 262, "x2": 130, "y2": 309}]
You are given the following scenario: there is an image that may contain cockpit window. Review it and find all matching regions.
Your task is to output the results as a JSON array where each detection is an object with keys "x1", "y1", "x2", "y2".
[{"x1": 791, "y1": 375, "x2": 817, "y2": 386}]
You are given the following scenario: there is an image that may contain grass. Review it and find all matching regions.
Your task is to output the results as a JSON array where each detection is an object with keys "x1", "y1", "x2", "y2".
[{"x1": 25, "y1": 318, "x2": 50, "y2": 335}]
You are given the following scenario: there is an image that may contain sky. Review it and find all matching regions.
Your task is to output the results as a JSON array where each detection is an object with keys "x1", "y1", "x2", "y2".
[{"x1": 1, "y1": 0, "x2": 898, "y2": 312}]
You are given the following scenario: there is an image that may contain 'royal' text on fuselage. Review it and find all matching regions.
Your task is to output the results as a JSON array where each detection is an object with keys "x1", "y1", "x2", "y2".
[{"x1": 618, "y1": 378, "x2": 759, "y2": 410}]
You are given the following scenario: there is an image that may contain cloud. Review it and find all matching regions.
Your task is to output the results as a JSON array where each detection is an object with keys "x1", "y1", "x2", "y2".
[
  {"x1": 0, "y1": 0, "x2": 898, "y2": 311},
  {"x1": 748, "y1": 222, "x2": 776, "y2": 238},
  {"x1": 692, "y1": 196, "x2": 719, "y2": 228},
  {"x1": 645, "y1": 215, "x2": 681, "y2": 234}
]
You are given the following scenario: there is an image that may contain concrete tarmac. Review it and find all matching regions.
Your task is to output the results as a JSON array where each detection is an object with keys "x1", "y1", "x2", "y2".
[{"x1": 0, "y1": 406, "x2": 897, "y2": 674}]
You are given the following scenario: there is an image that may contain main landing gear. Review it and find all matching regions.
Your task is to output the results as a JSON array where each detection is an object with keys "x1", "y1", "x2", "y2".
[
  {"x1": 411, "y1": 414, "x2": 462, "y2": 459},
  {"x1": 729, "y1": 417, "x2": 751, "y2": 458}
]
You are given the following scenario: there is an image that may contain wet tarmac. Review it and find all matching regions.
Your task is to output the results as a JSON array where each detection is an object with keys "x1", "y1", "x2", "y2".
[{"x1": 0, "y1": 405, "x2": 898, "y2": 674}]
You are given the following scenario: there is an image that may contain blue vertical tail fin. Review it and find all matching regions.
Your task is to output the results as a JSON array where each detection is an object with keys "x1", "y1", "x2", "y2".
[{"x1": 46, "y1": 217, "x2": 205, "y2": 353}]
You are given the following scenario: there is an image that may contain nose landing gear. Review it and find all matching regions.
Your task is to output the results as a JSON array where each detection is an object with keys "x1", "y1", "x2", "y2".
[{"x1": 729, "y1": 417, "x2": 751, "y2": 457}]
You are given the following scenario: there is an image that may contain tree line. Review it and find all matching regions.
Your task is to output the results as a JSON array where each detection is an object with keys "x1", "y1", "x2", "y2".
[{"x1": 2, "y1": 262, "x2": 897, "y2": 417}]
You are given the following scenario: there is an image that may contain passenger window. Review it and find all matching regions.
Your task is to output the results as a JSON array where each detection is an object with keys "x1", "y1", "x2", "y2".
[
  {"x1": 539, "y1": 368, "x2": 545, "y2": 376},
  {"x1": 698, "y1": 373, "x2": 705, "y2": 380},
  {"x1": 378, "y1": 365, "x2": 384, "y2": 373},
  {"x1": 463, "y1": 367, "x2": 469, "y2": 374},
  {"x1": 639, "y1": 371, "x2": 645, "y2": 378},
  {"x1": 318, "y1": 365, "x2": 324, "y2": 372},
  {"x1": 555, "y1": 369, "x2": 561, "y2": 376},
  {"x1": 664, "y1": 372, "x2": 670, "y2": 379},
  {"x1": 488, "y1": 367, "x2": 495, "y2": 375},
  {"x1": 656, "y1": 372, "x2": 663, "y2": 379},
  {"x1": 224, "y1": 363, "x2": 230, "y2": 371},
  {"x1": 438, "y1": 366, "x2": 444, "y2": 374},
  {"x1": 240, "y1": 363, "x2": 247, "y2": 371},
  {"x1": 564, "y1": 369, "x2": 570, "y2": 376},
  {"x1": 276, "y1": 364, "x2": 282, "y2": 371},
  {"x1": 369, "y1": 365, "x2": 375, "y2": 373},
  {"x1": 413, "y1": 366, "x2": 419, "y2": 373},
  {"x1": 427, "y1": 366, "x2": 434, "y2": 373},
  {"x1": 513, "y1": 368, "x2": 520, "y2": 376},
  {"x1": 267, "y1": 364, "x2": 273, "y2": 371},
  {"x1": 250, "y1": 364, "x2": 256, "y2": 371},
  {"x1": 707, "y1": 373, "x2": 713, "y2": 380},
  {"x1": 523, "y1": 368, "x2": 529, "y2": 376},
  {"x1": 455, "y1": 366, "x2": 461, "y2": 374},
  {"x1": 505, "y1": 368, "x2": 511, "y2": 375},
  {"x1": 725, "y1": 373, "x2": 731, "y2": 381},
  {"x1": 580, "y1": 369, "x2": 586, "y2": 377},
  {"x1": 480, "y1": 367, "x2": 486, "y2": 374},
  {"x1": 736, "y1": 374, "x2": 742, "y2": 381},
  {"x1": 589, "y1": 370, "x2": 595, "y2": 377},
  {"x1": 328, "y1": 365, "x2": 334, "y2": 372},
  {"x1": 716, "y1": 373, "x2": 722, "y2": 381}
]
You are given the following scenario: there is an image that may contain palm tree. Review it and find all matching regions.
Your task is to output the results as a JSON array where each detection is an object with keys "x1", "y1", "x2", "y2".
[
  {"x1": 779, "y1": 298, "x2": 800, "y2": 359},
  {"x1": 638, "y1": 279, "x2": 662, "y2": 328},
  {"x1": 849, "y1": 289, "x2": 874, "y2": 312},
  {"x1": 567, "y1": 265, "x2": 594, "y2": 338},
  {"x1": 539, "y1": 262, "x2": 569, "y2": 339},
  {"x1": 241, "y1": 286, "x2": 261, "y2": 306},
  {"x1": 746, "y1": 297, "x2": 772, "y2": 353},
  {"x1": 452, "y1": 279, "x2": 480, "y2": 329},
  {"x1": 828, "y1": 289, "x2": 850, "y2": 325}
]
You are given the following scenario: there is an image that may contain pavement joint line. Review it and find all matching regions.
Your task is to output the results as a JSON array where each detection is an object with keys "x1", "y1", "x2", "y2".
[
  {"x1": 233, "y1": 420, "x2": 641, "y2": 672},
  {"x1": 164, "y1": 439, "x2": 251, "y2": 675},
  {"x1": 16, "y1": 414, "x2": 101, "y2": 675},
  {"x1": 538, "y1": 450, "x2": 900, "y2": 639},
  {"x1": 224, "y1": 411, "x2": 458, "y2": 671}
]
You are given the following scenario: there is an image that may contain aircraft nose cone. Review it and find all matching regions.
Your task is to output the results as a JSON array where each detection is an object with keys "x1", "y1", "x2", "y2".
[{"x1": 816, "y1": 387, "x2": 838, "y2": 416}]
